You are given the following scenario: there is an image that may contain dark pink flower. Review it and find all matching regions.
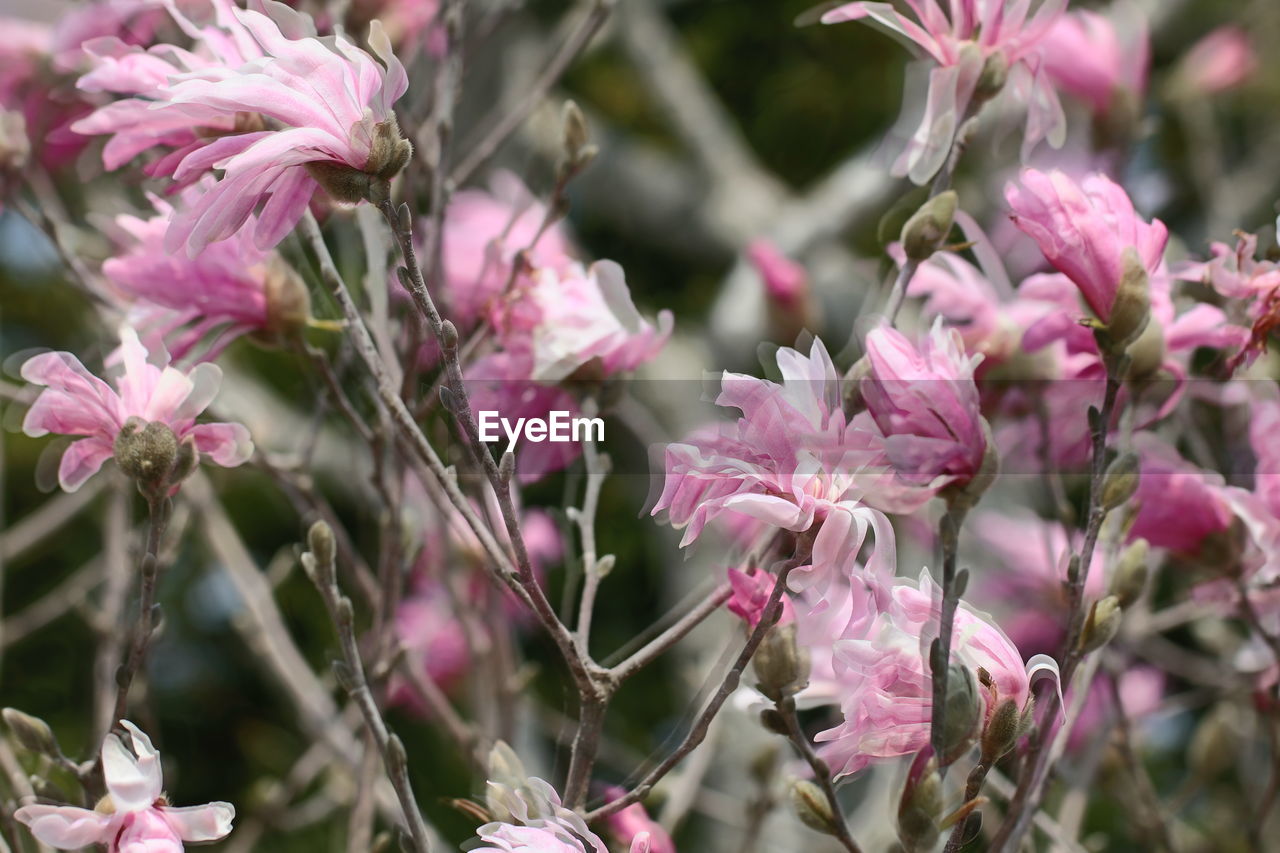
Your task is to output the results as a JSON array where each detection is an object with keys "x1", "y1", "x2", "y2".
[
  {"x1": 726, "y1": 568, "x2": 796, "y2": 629},
  {"x1": 1128, "y1": 433, "x2": 1233, "y2": 555},
  {"x1": 601, "y1": 787, "x2": 676, "y2": 853},
  {"x1": 21, "y1": 326, "x2": 252, "y2": 491}
]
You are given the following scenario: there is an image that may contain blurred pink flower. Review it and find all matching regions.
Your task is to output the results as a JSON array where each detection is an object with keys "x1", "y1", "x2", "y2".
[
  {"x1": 1175, "y1": 26, "x2": 1257, "y2": 96},
  {"x1": 747, "y1": 239, "x2": 813, "y2": 343},
  {"x1": 726, "y1": 568, "x2": 796, "y2": 629},
  {"x1": 438, "y1": 171, "x2": 577, "y2": 336},
  {"x1": 858, "y1": 320, "x2": 988, "y2": 506},
  {"x1": 15, "y1": 721, "x2": 234, "y2": 851},
  {"x1": 652, "y1": 338, "x2": 896, "y2": 625},
  {"x1": 1068, "y1": 667, "x2": 1164, "y2": 751},
  {"x1": 101, "y1": 189, "x2": 309, "y2": 362},
  {"x1": 601, "y1": 787, "x2": 676, "y2": 853},
  {"x1": 73, "y1": 0, "x2": 410, "y2": 255},
  {"x1": 816, "y1": 571, "x2": 1034, "y2": 779},
  {"x1": 1183, "y1": 230, "x2": 1280, "y2": 371},
  {"x1": 1128, "y1": 433, "x2": 1233, "y2": 555},
  {"x1": 1041, "y1": 7, "x2": 1149, "y2": 116},
  {"x1": 821, "y1": 0, "x2": 1067, "y2": 183},
  {"x1": 1005, "y1": 169, "x2": 1168, "y2": 324},
  {"x1": 21, "y1": 326, "x2": 252, "y2": 491},
  {"x1": 0, "y1": 17, "x2": 93, "y2": 170}
]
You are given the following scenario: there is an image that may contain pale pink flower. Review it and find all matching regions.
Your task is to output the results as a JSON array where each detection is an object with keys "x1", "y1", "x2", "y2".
[
  {"x1": 73, "y1": 0, "x2": 410, "y2": 255},
  {"x1": 816, "y1": 571, "x2": 1035, "y2": 778},
  {"x1": 477, "y1": 777, "x2": 606, "y2": 853},
  {"x1": 1005, "y1": 169, "x2": 1168, "y2": 324},
  {"x1": 15, "y1": 721, "x2": 234, "y2": 851},
  {"x1": 1175, "y1": 26, "x2": 1257, "y2": 96},
  {"x1": 652, "y1": 338, "x2": 896, "y2": 624},
  {"x1": 1128, "y1": 433, "x2": 1233, "y2": 555},
  {"x1": 857, "y1": 320, "x2": 988, "y2": 506},
  {"x1": 21, "y1": 326, "x2": 252, "y2": 492},
  {"x1": 1182, "y1": 229, "x2": 1280, "y2": 370},
  {"x1": 438, "y1": 171, "x2": 577, "y2": 336},
  {"x1": 601, "y1": 787, "x2": 676, "y2": 853},
  {"x1": 1040, "y1": 7, "x2": 1149, "y2": 116},
  {"x1": 726, "y1": 568, "x2": 796, "y2": 629},
  {"x1": 821, "y1": 0, "x2": 1067, "y2": 183},
  {"x1": 101, "y1": 189, "x2": 310, "y2": 362}
]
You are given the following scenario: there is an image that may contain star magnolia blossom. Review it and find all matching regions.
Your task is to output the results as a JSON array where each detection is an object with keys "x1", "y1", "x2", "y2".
[
  {"x1": 102, "y1": 190, "x2": 311, "y2": 362},
  {"x1": 652, "y1": 338, "x2": 896, "y2": 625},
  {"x1": 821, "y1": 0, "x2": 1067, "y2": 183},
  {"x1": 857, "y1": 320, "x2": 989, "y2": 510},
  {"x1": 816, "y1": 571, "x2": 1045, "y2": 778},
  {"x1": 1040, "y1": 8, "x2": 1149, "y2": 117},
  {"x1": 1005, "y1": 169, "x2": 1168, "y2": 326},
  {"x1": 73, "y1": 0, "x2": 410, "y2": 255},
  {"x1": 1127, "y1": 433, "x2": 1233, "y2": 555},
  {"x1": 477, "y1": 776, "x2": 607, "y2": 853},
  {"x1": 21, "y1": 327, "x2": 252, "y2": 491},
  {"x1": 15, "y1": 721, "x2": 234, "y2": 851}
]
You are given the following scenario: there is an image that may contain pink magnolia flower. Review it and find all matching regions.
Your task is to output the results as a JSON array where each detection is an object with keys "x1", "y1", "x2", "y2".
[
  {"x1": 1005, "y1": 169, "x2": 1168, "y2": 325},
  {"x1": 816, "y1": 571, "x2": 1037, "y2": 778},
  {"x1": 857, "y1": 320, "x2": 989, "y2": 507},
  {"x1": 1174, "y1": 26, "x2": 1257, "y2": 97},
  {"x1": 1067, "y1": 667, "x2": 1164, "y2": 751},
  {"x1": 101, "y1": 189, "x2": 311, "y2": 362},
  {"x1": 1183, "y1": 229, "x2": 1280, "y2": 371},
  {"x1": 478, "y1": 776, "x2": 606, "y2": 853},
  {"x1": 1040, "y1": 7, "x2": 1149, "y2": 116},
  {"x1": 437, "y1": 171, "x2": 577, "y2": 337},
  {"x1": 0, "y1": 17, "x2": 92, "y2": 170},
  {"x1": 726, "y1": 568, "x2": 796, "y2": 629},
  {"x1": 652, "y1": 338, "x2": 896, "y2": 625},
  {"x1": 821, "y1": 0, "x2": 1067, "y2": 183},
  {"x1": 21, "y1": 326, "x2": 253, "y2": 492},
  {"x1": 15, "y1": 721, "x2": 234, "y2": 851},
  {"x1": 73, "y1": 0, "x2": 410, "y2": 255},
  {"x1": 1128, "y1": 433, "x2": 1233, "y2": 555},
  {"x1": 601, "y1": 787, "x2": 676, "y2": 853}
]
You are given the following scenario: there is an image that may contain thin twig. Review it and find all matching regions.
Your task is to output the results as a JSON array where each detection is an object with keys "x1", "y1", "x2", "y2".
[
  {"x1": 776, "y1": 698, "x2": 864, "y2": 853},
  {"x1": 108, "y1": 495, "x2": 170, "y2": 727}
]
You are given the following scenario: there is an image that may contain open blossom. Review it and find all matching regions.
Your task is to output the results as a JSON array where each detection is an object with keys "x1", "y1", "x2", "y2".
[
  {"x1": 816, "y1": 571, "x2": 1035, "y2": 778},
  {"x1": 1174, "y1": 26, "x2": 1256, "y2": 96},
  {"x1": 858, "y1": 321, "x2": 990, "y2": 508},
  {"x1": 21, "y1": 326, "x2": 252, "y2": 492},
  {"x1": 1128, "y1": 433, "x2": 1233, "y2": 555},
  {"x1": 652, "y1": 338, "x2": 896, "y2": 621},
  {"x1": 1040, "y1": 7, "x2": 1149, "y2": 117},
  {"x1": 101, "y1": 190, "x2": 312, "y2": 362},
  {"x1": 1006, "y1": 169, "x2": 1168, "y2": 327},
  {"x1": 1184, "y1": 229, "x2": 1280, "y2": 370},
  {"x1": 15, "y1": 721, "x2": 234, "y2": 851},
  {"x1": 73, "y1": 0, "x2": 410, "y2": 255},
  {"x1": 478, "y1": 775, "x2": 606, "y2": 853},
  {"x1": 821, "y1": 0, "x2": 1066, "y2": 183}
]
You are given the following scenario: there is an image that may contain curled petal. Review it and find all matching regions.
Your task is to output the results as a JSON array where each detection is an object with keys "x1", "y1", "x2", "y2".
[{"x1": 13, "y1": 804, "x2": 115, "y2": 848}]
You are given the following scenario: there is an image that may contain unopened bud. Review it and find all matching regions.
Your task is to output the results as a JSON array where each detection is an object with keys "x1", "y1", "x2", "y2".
[
  {"x1": 897, "y1": 751, "x2": 941, "y2": 852},
  {"x1": 1100, "y1": 452, "x2": 1141, "y2": 510},
  {"x1": 307, "y1": 521, "x2": 336, "y2": 573},
  {"x1": 791, "y1": 779, "x2": 838, "y2": 836},
  {"x1": 753, "y1": 623, "x2": 811, "y2": 702},
  {"x1": 1104, "y1": 248, "x2": 1151, "y2": 350},
  {"x1": 941, "y1": 662, "x2": 982, "y2": 765},
  {"x1": 487, "y1": 741, "x2": 528, "y2": 793},
  {"x1": 368, "y1": 117, "x2": 413, "y2": 181},
  {"x1": 3, "y1": 708, "x2": 59, "y2": 757},
  {"x1": 1124, "y1": 316, "x2": 1166, "y2": 380},
  {"x1": 263, "y1": 255, "x2": 312, "y2": 337},
  {"x1": 1110, "y1": 539, "x2": 1150, "y2": 607},
  {"x1": 114, "y1": 418, "x2": 179, "y2": 492},
  {"x1": 561, "y1": 100, "x2": 590, "y2": 161},
  {"x1": 1079, "y1": 596, "x2": 1122, "y2": 653},
  {"x1": 900, "y1": 190, "x2": 958, "y2": 262},
  {"x1": 980, "y1": 698, "x2": 1020, "y2": 764},
  {"x1": 974, "y1": 50, "x2": 1010, "y2": 101}
]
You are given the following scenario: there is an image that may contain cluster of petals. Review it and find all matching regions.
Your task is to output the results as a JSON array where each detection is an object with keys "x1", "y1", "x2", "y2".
[
  {"x1": 1040, "y1": 6, "x2": 1149, "y2": 117},
  {"x1": 857, "y1": 320, "x2": 989, "y2": 509},
  {"x1": 100, "y1": 188, "x2": 307, "y2": 362},
  {"x1": 21, "y1": 326, "x2": 252, "y2": 491},
  {"x1": 73, "y1": 0, "x2": 410, "y2": 255},
  {"x1": 652, "y1": 338, "x2": 896, "y2": 623},
  {"x1": 0, "y1": 16, "x2": 93, "y2": 171},
  {"x1": 1183, "y1": 227, "x2": 1280, "y2": 370},
  {"x1": 814, "y1": 571, "x2": 1037, "y2": 779},
  {"x1": 15, "y1": 720, "x2": 234, "y2": 851},
  {"x1": 821, "y1": 0, "x2": 1067, "y2": 183},
  {"x1": 476, "y1": 776, "x2": 608, "y2": 853}
]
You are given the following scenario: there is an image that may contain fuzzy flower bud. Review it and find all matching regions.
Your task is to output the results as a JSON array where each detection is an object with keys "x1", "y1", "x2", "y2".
[
  {"x1": 791, "y1": 779, "x2": 838, "y2": 836},
  {"x1": 901, "y1": 191, "x2": 958, "y2": 262},
  {"x1": 1100, "y1": 452, "x2": 1141, "y2": 510},
  {"x1": 1109, "y1": 539, "x2": 1150, "y2": 608},
  {"x1": 940, "y1": 662, "x2": 982, "y2": 765},
  {"x1": 113, "y1": 418, "x2": 179, "y2": 493},
  {"x1": 753, "y1": 623, "x2": 811, "y2": 702},
  {"x1": 1079, "y1": 596, "x2": 1122, "y2": 654},
  {"x1": 980, "y1": 698, "x2": 1020, "y2": 764},
  {"x1": 2, "y1": 708, "x2": 59, "y2": 757}
]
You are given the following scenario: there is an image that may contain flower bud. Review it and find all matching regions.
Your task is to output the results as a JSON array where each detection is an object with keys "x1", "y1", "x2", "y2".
[
  {"x1": 1079, "y1": 596, "x2": 1122, "y2": 654},
  {"x1": 900, "y1": 190, "x2": 958, "y2": 262},
  {"x1": 263, "y1": 255, "x2": 312, "y2": 338},
  {"x1": 1109, "y1": 539, "x2": 1150, "y2": 608},
  {"x1": 1104, "y1": 248, "x2": 1151, "y2": 350},
  {"x1": 561, "y1": 100, "x2": 591, "y2": 162},
  {"x1": 307, "y1": 520, "x2": 336, "y2": 575},
  {"x1": 2, "y1": 708, "x2": 59, "y2": 757},
  {"x1": 941, "y1": 663, "x2": 982, "y2": 765},
  {"x1": 897, "y1": 750, "x2": 941, "y2": 853},
  {"x1": 980, "y1": 698, "x2": 1020, "y2": 764},
  {"x1": 1100, "y1": 452, "x2": 1141, "y2": 511},
  {"x1": 753, "y1": 623, "x2": 811, "y2": 702},
  {"x1": 114, "y1": 417, "x2": 179, "y2": 493},
  {"x1": 790, "y1": 779, "x2": 838, "y2": 836},
  {"x1": 368, "y1": 117, "x2": 413, "y2": 181},
  {"x1": 1124, "y1": 315, "x2": 1166, "y2": 380}
]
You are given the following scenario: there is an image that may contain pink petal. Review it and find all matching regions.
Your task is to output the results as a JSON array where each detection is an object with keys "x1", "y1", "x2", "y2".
[
  {"x1": 160, "y1": 802, "x2": 235, "y2": 842},
  {"x1": 59, "y1": 438, "x2": 117, "y2": 492},
  {"x1": 187, "y1": 422, "x2": 254, "y2": 467},
  {"x1": 13, "y1": 804, "x2": 115, "y2": 847}
]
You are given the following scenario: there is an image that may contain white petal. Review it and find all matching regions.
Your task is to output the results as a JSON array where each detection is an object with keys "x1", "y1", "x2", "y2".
[{"x1": 162, "y1": 802, "x2": 236, "y2": 842}]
